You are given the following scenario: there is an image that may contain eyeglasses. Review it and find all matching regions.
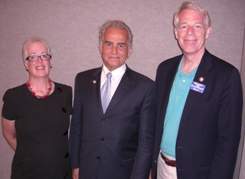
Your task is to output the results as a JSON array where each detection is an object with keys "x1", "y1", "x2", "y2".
[{"x1": 26, "y1": 54, "x2": 52, "y2": 62}]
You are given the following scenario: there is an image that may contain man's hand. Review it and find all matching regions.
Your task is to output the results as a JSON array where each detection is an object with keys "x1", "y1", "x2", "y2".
[
  {"x1": 148, "y1": 169, "x2": 152, "y2": 179},
  {"x1": 72, "y1": 168, "x2": 79, "y2": 179}
]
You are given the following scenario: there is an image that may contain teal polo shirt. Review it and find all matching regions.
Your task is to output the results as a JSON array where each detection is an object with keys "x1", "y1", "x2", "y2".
[{"x1": 160, "y1": 58, "x2": 197, "y2": 158}]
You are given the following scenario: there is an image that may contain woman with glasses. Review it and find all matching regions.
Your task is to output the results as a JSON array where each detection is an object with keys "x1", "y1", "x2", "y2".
[{"x1": 1, "y1": 37, "x2": 72, "y2": 179}]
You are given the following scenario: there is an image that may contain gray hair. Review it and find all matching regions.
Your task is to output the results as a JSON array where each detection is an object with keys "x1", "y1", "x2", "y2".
[
  {"x1": 173, "y1": 1, "x2": 211, "y2": 29},
  {"x1": 22, "y1": 37, "x2": 51, "y2": 62},
  {"x1": 98, "y1": 20, "x2": 133, "y2": 49}
]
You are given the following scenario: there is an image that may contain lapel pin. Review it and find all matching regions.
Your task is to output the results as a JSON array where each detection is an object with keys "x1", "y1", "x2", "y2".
[
  {"x1": 199, "y1": 77, "x2": 204, "y2": 82},
  {"x1": 93, "y1": 80, "x2": 96, "y2": 84}
]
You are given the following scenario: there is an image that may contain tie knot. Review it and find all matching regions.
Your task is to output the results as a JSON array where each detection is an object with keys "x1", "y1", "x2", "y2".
[{"x1": 106, "y1": 72, "x2": 112, "y2": 78}]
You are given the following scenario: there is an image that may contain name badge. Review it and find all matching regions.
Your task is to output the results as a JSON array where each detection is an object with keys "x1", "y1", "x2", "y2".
[{"x1": 190, "y1": 81, "x2": 206, "y2": 93}]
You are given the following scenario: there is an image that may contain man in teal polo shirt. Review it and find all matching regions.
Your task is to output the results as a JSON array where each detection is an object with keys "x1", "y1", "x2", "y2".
[{"x1": 151, "y1": 1, "x2": 243, "y2": 179}]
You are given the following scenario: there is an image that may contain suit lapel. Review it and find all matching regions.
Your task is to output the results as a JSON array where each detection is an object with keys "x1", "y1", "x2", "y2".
[
  {"x1": 178, "y1": 50, "x2": 213, "y2": 134},
  {"x1": 105, "y1": 67, "x2": 132, "y2": 114},
  {"x1": 90, "y1": 67, "x2": 103, "y2": 113},
  {"x1": 158, "y1": 60, "x2": 180, "y2": 123}
]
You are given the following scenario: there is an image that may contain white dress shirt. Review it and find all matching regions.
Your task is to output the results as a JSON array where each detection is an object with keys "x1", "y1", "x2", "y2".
[{"x1": 100, "y1": 64, "x2": 126, "y2": 100}]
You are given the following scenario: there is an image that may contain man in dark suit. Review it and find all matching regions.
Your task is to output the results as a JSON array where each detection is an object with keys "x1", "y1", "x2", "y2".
[
  {"x1": 151, "y1": 2, "x2": 243, "y2": 179},
  {"x1": 70, "y1": 20, "x2": 156, "y2": 179}
]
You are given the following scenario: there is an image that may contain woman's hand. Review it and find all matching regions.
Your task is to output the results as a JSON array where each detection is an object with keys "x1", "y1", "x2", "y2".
[{"x1": 2, "y1": 117, "x2": 16, "y2": 150}]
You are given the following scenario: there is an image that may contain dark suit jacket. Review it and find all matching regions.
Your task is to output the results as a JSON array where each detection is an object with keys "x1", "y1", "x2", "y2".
[
  {"x1": 70, "y1": 66, "x2": 156, "y2": 179},
  {"x1": 152, "y1": 50, "x2": 243, "y2": 179}
]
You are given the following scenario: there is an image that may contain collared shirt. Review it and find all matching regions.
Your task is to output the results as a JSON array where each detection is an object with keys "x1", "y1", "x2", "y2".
[
  {"x1": 160, "y1": 58, "x2": 198, "y2": 158},
  {"x1": 101, "y1": 64, "x2": 126, "y2": 100}
]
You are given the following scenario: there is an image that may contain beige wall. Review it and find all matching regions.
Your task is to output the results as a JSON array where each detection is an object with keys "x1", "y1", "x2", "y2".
[
  {"x1": 238, "y1": 26, "x2": 245, "y2": 179},
  {"x1": 0, "y1": 0, "x2": 244, "y2": 178}
]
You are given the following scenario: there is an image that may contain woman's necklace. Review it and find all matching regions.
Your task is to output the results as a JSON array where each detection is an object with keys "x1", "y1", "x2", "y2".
[{"x1": 26, "y1": 79, "x2": 52, "y2": 99}]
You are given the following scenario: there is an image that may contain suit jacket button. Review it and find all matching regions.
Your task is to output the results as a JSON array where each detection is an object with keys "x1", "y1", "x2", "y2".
[
  {"x1": 101, "y1": 138, "x2": 104, "y2": 141},
  {"x1": 97, "y1": 156, "x2": 101, "y2": 160},
  {"x1": 154, "y1": 160, "x2": 157, "y2": 163},
  {"x1": 63, "y1": 130, "x2": 68, "y2": 136},
  {"x1": 178, "y1": 169, "x2": 185, "y2": 172},
  {"x1": 62, "y1": 108, "x2": 67, "y2": 113}
]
